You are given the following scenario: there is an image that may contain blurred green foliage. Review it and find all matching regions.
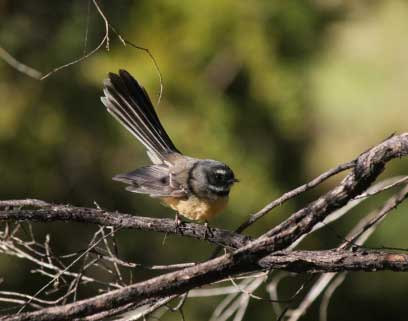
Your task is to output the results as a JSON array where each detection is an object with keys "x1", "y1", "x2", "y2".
[{"x1": 1, "y1": 1, "x2": 408, "y2": 320}]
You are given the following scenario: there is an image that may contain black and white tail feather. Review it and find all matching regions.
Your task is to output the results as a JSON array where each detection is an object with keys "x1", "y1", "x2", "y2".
[{"x1": 101, "y1": 70, "x2": 185, "y2": 198}]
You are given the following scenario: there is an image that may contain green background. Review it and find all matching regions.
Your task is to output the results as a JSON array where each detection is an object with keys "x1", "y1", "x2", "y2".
[{"x1": 1, "y1": 1, "x2": 408, "y2": 320}]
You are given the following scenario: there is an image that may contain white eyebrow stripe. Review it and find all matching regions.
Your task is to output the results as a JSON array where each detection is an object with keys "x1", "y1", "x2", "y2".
[{"x1": 215, "y1": 169, "x2": 227, "y2": 175}]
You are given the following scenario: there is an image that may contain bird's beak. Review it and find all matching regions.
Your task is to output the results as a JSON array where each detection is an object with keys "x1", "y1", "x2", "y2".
[{"x1": 233, "y1": 178, "x2": 240, "y2": 183}]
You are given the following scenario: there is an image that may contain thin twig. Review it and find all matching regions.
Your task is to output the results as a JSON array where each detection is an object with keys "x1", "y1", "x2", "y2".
[
  {"x1": 319, "y1": 273, "x2": 346, "y2": 321},
  {"x1": 108, "y1": 24, "x2": 163, "y2": 106},
  {"x1": 114, "y1": 296, "x2": 178, "y2": 321},
  {"x1": 235, "y1": 160, "x2": 355, "y2": 233},
  {"x1": 354, "y1": 176, "x2": 408, "y2": 199},
  {"x1": 289, "y1": 176, "x2": 405, "y2": 250},
  {"x1": 39, "y1": 0, "x2": 109, "y2": 80},
  {"x1": 339, "y1": 183, "x2": 408, "y2": 250},
  {"x1": 83, "y1": 0, "x2": 92, "y2": 55},
  {"x1": 16, "y1": 226, "x2": 121, "y2": 313},
  {"x1": 285, "y1": 184, "x2": 408, "y2": 321},
  {"x1": 0, "y1": 46, "x2": 42, "y2": 79},
  {"x1": 101, "y1": 227, "x2": 124, "y2": 285},
  {"x1": 287, "y1": 274, "x2": 335, "y2": 321},
  {"x1": 0, "y1": 234, "x2": 110, "y2": 287}
]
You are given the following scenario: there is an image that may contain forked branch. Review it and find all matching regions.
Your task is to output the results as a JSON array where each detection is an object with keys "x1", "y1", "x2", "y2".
[{"x1": 0, "y1": 133, "x2": 406, "y2": 321}]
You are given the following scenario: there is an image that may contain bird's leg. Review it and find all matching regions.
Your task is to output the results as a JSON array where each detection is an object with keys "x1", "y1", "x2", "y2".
[
  {"x1": 174, "y1": 212, "x2": 182, "y2": 233},
  {"x1": 203, "y1": 220, "x2": 213, "y2": 240},
  {"x1": 163, "y1": 213, "x2": 182, "y2": 245}
]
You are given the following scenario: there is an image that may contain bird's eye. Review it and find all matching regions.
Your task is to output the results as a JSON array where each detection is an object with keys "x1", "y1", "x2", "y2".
[{"x1": 214, "y1": 173, "x2": 223, "y2": 181}]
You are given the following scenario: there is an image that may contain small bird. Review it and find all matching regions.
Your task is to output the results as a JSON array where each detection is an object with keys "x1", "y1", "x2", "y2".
[{"x1": 101, "y1": 70, "x2": 238, "y2": 226}]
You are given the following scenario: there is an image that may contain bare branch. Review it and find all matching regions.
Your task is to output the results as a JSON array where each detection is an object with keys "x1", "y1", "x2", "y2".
[
  {"x1": 0, "y1": 46, "x2": 42, "y2": 79},
  {"x1": 16, "y1": 227, "x2": 120, "y2": 313},
  {"x1": 212, "y1": 160, "x2": 355, "y2": 256},
  {"x1": 1, "y1": 0, "x2": 163, "y2": 97},
  {"x1": 259, "y1": 249, "x2": 408, "y2": 273},
  {"x1": 354, "y1": 176, "x2": 408, "y2": 199},
  {"x1": 235, "y1": 160, "x2": 355, "y2": 233},
  {"x1": 285, "y1": 182, "x2": 408, "y2": 321},
  {"x1": 0, "y1": 231, "x2": 112, "y2": 288},
  {"x1": 39, "y1": 0, "x2": 109, "y2": 80},
  {"x1": 1, "y1": 133, "x2": 408, "y2": 320},
  {"x1": 108, "y1": 26, "x2": 164, "y2": 106},
  {"x1": 319, "y1": 273, "x2": 346, "y2": 321},
  {"x1": 3, "y1": 247, "x2": 408, "y2": 321},
  {"x1": 339, "y1": 183, "x2": 408, "y2": 249},
  {"x1": 287, "y1": 176, "x2": 405, "y2": 250},
  {"x1": 260, "y1": 133, "x2": 408, "y2": 242},
  {"x1": 0, "y1": 204, "x2": 250, "y2": 249},
  {"x1": 0, "y1": 199, "x2": 50, "y2": 208}
]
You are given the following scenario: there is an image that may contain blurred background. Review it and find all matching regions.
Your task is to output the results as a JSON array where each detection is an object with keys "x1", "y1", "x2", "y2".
[{"x1": 0, "y1": 0, "x2": 408, "y2": 320}]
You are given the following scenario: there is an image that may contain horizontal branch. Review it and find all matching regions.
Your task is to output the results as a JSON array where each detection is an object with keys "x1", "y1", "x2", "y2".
[
  {"x1": 0, "y1": 203, "x2": 250, "y2": 250},
  {"x1": 259, "y1": 249, "x2": 408, "y2": 273},
  {"x1": 3, "y1": 248, "x2": 408, "y2": 321}
]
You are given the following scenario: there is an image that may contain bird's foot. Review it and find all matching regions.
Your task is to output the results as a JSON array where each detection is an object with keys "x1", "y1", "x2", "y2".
[
  {"x1": 203, "y1": 220, "x2": 214, "y2": 240},
  {"x1": 174, "y1": 212, "x2": 182, "y2": 233}
]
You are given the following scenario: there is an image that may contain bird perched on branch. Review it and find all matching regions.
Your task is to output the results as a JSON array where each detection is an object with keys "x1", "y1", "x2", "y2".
[{"x1": 100, "y1": 70, "x2": 238, "y2": 228}]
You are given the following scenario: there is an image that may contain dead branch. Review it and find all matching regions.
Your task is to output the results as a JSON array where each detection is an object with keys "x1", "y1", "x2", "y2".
[
  {"x1": 284, "y1": 173, "x2": 408, "y2": 321},
  {"x1": 235, "y1": 160, "x2": 356, "y2": 233},
  {"x1": 2, "y1": 248, "x2": 408, "y2": 321},
  {"x1": 1, "y1": 0, "x2": 163, "y2": 105},
  {"x1": 0, "y1": 203, "x2": 250, "y2": 250},
  {"x1": 259, "y1": 249, "x2": 408, "y2": 273},
  {"x1": 0, "y1": 133, "x2": 406, "y2": 320}
]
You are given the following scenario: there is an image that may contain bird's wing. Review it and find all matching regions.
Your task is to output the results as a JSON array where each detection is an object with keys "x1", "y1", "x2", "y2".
[{"x1": 113, "y1": 165, "x2": 187, "y2": 198}]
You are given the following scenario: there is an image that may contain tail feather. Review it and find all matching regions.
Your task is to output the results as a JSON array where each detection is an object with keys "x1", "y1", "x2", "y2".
[
  {"x1": 102, "y1": 81, "x2": 163, "y2": 157},
  {"x1": 107, "y1": 72, "x2": 169, "y2": 152},
  {"x1": 101, "y1": 70, "x2": 179, "y2": 163}
]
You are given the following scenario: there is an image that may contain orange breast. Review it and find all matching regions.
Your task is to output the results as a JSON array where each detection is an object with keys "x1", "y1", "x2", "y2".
[{"x1": 162, "y1": 195, "x2": 228, "y2": 221}]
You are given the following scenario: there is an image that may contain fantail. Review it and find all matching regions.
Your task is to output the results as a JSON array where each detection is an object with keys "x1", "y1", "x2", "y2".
[{"x1": 100, "y1": 70, "x2": 238, "y2": 222}]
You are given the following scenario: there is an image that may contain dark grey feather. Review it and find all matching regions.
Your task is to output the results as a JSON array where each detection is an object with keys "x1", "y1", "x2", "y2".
[
  {"x1": 113, "y1": 165, "x2": 186, "y2": 198},
  {"x1": 101, "y1": 70, "x2": 180, "y2": 163}
]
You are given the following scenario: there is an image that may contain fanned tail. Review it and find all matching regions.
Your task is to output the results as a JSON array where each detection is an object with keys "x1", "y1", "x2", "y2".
[{"x1": 101, "y1": 69, "x2": 180, "y2": 163}]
